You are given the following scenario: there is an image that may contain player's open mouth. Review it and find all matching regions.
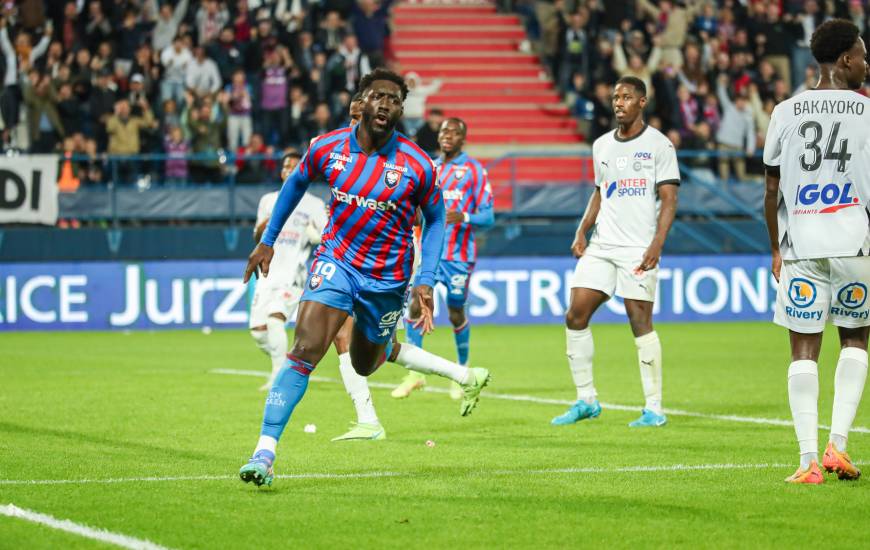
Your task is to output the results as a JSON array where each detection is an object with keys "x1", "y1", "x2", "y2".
[{"x1": 375, "y1": 112, "x2": 389, "y2": 124}]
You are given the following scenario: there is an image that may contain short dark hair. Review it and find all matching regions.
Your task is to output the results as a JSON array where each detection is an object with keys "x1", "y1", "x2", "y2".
[
  {"x1": 811, "y1": 19, "x2": 860, "y2": 64},
  {"x1": 282, "y1": 150, "x2": 302, "y2": 163},
  {"x1": 429, "y1": 108, "x2": 444, "y2": 116},
  {"x1": 615, "y1": 76, "x2": 647, "y2": 97},
  {"x1": 358, "y1": 68, "x2": 409, "y2": 100},
  {"x1": 444, "y1": 117, "x2": 467, "y2": 135},
  {"x1": 351, "y1": 91, "x2": 364, "y2": 103}
]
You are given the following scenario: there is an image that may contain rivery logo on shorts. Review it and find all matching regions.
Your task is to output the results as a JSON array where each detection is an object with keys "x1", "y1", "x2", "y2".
[
  {"x1": 379, "y1": 309, "x2": 402, "y2": 328},
  {"x1": 606, "y1": 178, "x2": 648, "y2": 199},
  {"x1": 837, "y1": 283, "x2": 867, "y2": 309},
  {"x1": 788, "y1": 278, "x2": 816, "y2": 308},
  {"x1": 832, "y1": 282, "x2": 869, "y2": 319},
  {"x1": 793, "y1": 183, "x2": 861, "y2": 214},
  {"x1": 785, "y1": 277, "x2": 822, "y2": 320},
  {"x1": 443, "y1": 189, "x2": 463, "y2": 201},
  {"x1": 332, "y1": 188, "x2": 397, "y2": 211}
]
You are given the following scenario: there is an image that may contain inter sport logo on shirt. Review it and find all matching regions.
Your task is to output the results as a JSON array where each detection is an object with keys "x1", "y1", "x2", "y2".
[
  {"x1": 793, "y1": 183, "x2": 860, "y2": 215},
  {"x1": 606, "y1": 178, "x2": 648, "y2": 199}
]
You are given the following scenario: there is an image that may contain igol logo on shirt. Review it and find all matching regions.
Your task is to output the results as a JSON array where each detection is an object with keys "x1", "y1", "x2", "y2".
[{"x1": 794, "y1": 183, "x2": 860, "y2": 214}]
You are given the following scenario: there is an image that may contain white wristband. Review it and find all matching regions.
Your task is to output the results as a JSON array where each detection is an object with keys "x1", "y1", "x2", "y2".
[{"x1": 463, "y1": 212, "x2": 470, "y2": 223}]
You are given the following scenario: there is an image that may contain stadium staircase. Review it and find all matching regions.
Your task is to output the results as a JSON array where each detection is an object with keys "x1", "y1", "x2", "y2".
[{"x1": 391, "y1": 1, "x2": 591, "y2": 210}]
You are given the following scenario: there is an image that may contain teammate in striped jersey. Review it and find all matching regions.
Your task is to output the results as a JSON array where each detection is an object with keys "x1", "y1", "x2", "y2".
[
  {"x1": 396, "y1": 118, "x2": 495, "y2": 399},
  {"x1": 238, "y1": 70, "x2": 491, "y2": 486}
]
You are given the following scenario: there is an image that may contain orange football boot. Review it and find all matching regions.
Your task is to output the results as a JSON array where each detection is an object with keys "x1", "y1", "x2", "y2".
[
  {"x1": 784, "y1": 460, "x2": 824, "y2": 484},
  {"x1": 822, "y1": 442, "x2": 861, "y2": 480}
]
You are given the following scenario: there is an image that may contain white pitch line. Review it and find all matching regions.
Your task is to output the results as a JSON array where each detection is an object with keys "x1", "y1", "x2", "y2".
[
  {"x1": 0, "y1": 462, "x2": 808, "y2": 487},
  {"x1": 0, "y1": 504, "x2": 173, "y2": 550},
  {"x1": 209, "y1": 369, "x2": 870, "y2": 435},
  {"x1": 0, "y1": 471, "x2": 402, "y2": 486}
]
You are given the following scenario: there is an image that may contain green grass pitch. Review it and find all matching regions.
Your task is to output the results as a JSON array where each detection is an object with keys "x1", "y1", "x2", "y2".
[{"x1": 1, "y1": 322, "x2": 869, "y2": 548}]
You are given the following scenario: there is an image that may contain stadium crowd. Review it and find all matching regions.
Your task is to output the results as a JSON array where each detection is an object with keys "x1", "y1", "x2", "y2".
[
  {"x1": 1, "y1": 0, "x2": 396, "y2": 187},
  {"x1": 536, "y1": 0, "x2": 869, "y2": 181},
  {"x1": 1, "y1": 0, "x2": 868, "y2": 190}
]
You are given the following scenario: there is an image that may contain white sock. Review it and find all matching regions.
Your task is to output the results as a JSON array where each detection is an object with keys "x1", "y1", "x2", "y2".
[
  {"x1": 566, "y1": 328, "x2": 596, "y2": 403},
  {"x1": 395, "y1": 343, "x2": 473, "y2": 384},
  {"x1": 830, "y1": 347, "x2": 868, "y2": 453},
  {"x1": 635, "y1": 331, "x2": 663, "y2": 415},
  {"x1": 255, "y1": 435, "x2": 277, "y2": 456},
  {"x1": 788, "y1": 360, "x2": 819, "y2": 468},
  {"x1": 265, "y1": 317, "x2": 288, "y2": 386},
  {"x1": 337, "y1": 352, "x2": 379, "y2": 425}
]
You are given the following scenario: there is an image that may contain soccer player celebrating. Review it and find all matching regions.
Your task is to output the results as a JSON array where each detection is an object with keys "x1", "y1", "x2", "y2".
[
  {"x1": 551, "y1": 76, "x2": 679, "y2": 428},
  {"x1": 238, "y1": 69, "x2": 490, "y2": 487},
  {"x1": 395, "y1": 118, "x2": 494, "y2": 399},
  {"x1": 249, "y1": 151, "x2": 328, "y2": 392},
  {"x1": 763, "y1": 19, "x2": 870, "y2": 484}
]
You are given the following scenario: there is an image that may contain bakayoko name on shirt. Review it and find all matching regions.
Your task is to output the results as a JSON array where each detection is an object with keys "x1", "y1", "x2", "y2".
[{"x1": 793, "y1": 99, "x2": 865, "y2": 116}]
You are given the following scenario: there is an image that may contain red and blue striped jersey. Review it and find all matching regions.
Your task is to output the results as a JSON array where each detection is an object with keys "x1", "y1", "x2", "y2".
[
  {"x1": 297, "y1": 126, "x2": 441, "y2": 281},
  {"x1": 436, "y1": 152, "x2": 493, "y2": 262}
]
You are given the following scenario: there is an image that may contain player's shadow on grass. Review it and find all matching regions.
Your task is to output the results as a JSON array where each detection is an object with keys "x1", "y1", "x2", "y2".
[{"x1": 0, "y1": 421, "x2": 212, "y2": 461}]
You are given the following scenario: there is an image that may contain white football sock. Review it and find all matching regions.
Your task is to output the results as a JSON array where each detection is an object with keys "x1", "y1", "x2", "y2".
[
  {"x1": 255, "y1": 435, "x2": 277, "y2": 456},
  {"x1": 395, "y1": 343, "x2": 473, "y2": 385},
  {"x1": 566, "y1": 328, "x2": 596, "y2": 403},
  {"x1": 265, "y1": 316, "x2": 288, "y2": 386},
  {"x1": 337, "y1": 352, "x2": 379, "y2": 425},
  {"x1": 830, "y1": 347, "x2": 868, "y2": 453},
  {"x1": 788, "y1": 360, "x2": 819, "y2": 469},
  {"x1": 635, "y1": 331, "x2": 663, "y2": 415}
]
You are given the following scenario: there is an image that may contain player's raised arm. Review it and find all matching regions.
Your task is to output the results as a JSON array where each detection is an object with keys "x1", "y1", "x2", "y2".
[
  {"x1": 413, "y1": 163, "x2": 447, "y2": 334},
  {"x1": 244, "y1": 149, "x2": 317, "y2": 282}
]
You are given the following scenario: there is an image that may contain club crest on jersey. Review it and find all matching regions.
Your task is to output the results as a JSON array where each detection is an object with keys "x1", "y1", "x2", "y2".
[
  {"x1": 616, "y1": 156, "x2": 628, "y2": 171},
  {"x1": 384, "y1": 169, "x2": 401, "y2": 188},
  {"x1": 454, "y1": 167, "x2": 467, "y2": 179},
  {"x1": 309, "y1": 274, "x2": 323, "y2": 291}
]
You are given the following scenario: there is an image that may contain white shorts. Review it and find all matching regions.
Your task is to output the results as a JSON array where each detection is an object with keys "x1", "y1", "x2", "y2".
[
  {"x1": 774, "y1": 257, "x2": 870, "y2": 334},
  {"x1": 248, "y1": 279, "x2": 302, "y2": 328},
  {"x1": 570, "y1": 244, "x2": 657, "y2": 302}
]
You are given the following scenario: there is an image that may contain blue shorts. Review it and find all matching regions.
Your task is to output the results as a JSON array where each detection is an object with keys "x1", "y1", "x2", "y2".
[
  {"x1": 436, "y1": 260, "x2": 475, "y2": 308},
  {"x1": 301, "y1": 258, "x2": 408, "y2": 344}
]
